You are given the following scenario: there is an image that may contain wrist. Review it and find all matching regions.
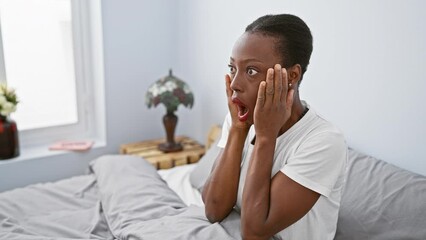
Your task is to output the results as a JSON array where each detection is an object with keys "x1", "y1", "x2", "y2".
[
  {"x1": 224, "y1": 126, "x2": 250, "y2": 148},
  {"x1": 254, "y1": 134, "x2": 277, "y2": 147},
  {"x1": 229, "y1": 125, "x2": 250, "y2": 137}
]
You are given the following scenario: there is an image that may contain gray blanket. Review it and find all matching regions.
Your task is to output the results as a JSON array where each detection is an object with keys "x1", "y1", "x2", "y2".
[{"x1": 0, "y1": 155, "x2": 241, "y2": 240}]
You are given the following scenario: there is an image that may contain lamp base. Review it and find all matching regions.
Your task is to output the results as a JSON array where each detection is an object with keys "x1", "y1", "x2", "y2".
[
  {"x1": 158, "y1": 142, "x2": 183, "y2": 153},
  {"x1": 159, "y1": 111, "x2": 183, "y2": 153}
]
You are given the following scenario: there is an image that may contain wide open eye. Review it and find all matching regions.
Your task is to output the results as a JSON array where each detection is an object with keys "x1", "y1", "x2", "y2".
[
  {"x1": 228, "y1": 64, "x2": 236, "y2": 75},
  {"x1": 247, "y1": 68, "x2": 258, "y2": 76}
]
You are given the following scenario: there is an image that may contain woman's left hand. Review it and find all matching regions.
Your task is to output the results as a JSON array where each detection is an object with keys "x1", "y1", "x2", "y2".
[{"x1": 254, "y1": 64, "x2": 294, "y2": 138}]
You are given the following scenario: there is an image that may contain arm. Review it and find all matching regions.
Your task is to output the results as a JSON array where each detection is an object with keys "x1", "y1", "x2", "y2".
[
  {"x1": 241, "y1": 138, "x2": 320, "y2": 239},
  {"x1": 202, "y1": 74, "x2": 250, "y2": 223},
  {"x1": 202, "y1": 126, "x2": 247, "y2": 223},
  {"x1": 241, "y1": 65, "x2": 320, "y2": 239}
]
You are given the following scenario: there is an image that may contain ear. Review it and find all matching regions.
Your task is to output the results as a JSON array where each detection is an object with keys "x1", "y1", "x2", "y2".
[{"x1": 287, "y1": 64, "x2": 302, "y2": 87}]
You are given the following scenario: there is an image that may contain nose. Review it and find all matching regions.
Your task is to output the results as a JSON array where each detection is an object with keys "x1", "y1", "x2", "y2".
[{"x1": 230, "y1": 73, "x2": 243, "y2": 93}]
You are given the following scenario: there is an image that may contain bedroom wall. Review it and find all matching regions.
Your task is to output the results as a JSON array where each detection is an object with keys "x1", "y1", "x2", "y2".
[{"x1": 173, "y1": 0, "x2": 426, "y2": 175}]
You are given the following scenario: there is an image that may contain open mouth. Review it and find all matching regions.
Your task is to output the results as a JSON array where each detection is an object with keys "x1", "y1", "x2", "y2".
[
  {"x1": 232, "y1": 97, "x2": 249, "y2": 122},
  {"x1": 237, "y1": 105, "x2": 249, "y2": 121}
]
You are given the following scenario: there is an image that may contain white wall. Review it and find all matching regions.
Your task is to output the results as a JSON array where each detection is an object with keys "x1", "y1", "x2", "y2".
[
  {"x1": 174, "y1": 0, "x2": 426, "y2": 175},
  {"x1": 1, "y1": 0, "x2": 425, "y2": 192}
]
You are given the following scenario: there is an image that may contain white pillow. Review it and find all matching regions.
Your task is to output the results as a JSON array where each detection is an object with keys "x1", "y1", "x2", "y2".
[{"x1": 189, "y1": 137, "x2": 221, "y2": 192}]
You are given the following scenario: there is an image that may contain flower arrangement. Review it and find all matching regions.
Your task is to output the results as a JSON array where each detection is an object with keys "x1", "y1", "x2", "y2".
[
  {"x1": 0, "y1": 83, "x2": 18, "y2": 117},
  {"x1": 145, "y1": 70, "x2": 194, "y2": 113}
]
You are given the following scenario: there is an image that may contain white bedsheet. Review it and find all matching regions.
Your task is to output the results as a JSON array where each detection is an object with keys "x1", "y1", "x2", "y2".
[{"x1": 158, "y1": 164, "x2": 204, "y2": 207}]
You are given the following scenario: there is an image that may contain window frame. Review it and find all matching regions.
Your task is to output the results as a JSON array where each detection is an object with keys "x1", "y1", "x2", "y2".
[{"x1": 0, "y1": 0, "x2": 106, "y2": 151}]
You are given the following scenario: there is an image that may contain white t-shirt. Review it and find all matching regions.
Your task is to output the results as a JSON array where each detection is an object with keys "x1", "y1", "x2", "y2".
[{"x1": 217, "y1": 102, "x2": 347, "y2": 240}]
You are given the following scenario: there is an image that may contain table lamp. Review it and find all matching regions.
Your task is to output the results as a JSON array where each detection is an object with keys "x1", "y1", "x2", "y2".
[{"x1": 145, "y1": 69, "x2": 194, "y2": 152}]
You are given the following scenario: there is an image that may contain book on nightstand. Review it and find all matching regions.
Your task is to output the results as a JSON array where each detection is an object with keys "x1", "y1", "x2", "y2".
[{"x1": 49, "y1": 140, "x2": 94, "y2": 151}]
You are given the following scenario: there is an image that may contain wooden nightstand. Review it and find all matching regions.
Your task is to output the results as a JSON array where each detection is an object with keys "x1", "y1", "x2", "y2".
[{"x1": 120, "y1": 136, "x2": 206, "y2": 169}]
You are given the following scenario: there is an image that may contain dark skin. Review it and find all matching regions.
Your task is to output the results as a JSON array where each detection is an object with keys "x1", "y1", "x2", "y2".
[{"x1": 202, "y1": 32, "x2": 320, "y2": 239}]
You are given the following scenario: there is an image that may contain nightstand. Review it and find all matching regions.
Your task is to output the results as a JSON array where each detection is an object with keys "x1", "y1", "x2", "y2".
[{"x1": 120, "y1": 136, "x2": 205, "y2": 169}]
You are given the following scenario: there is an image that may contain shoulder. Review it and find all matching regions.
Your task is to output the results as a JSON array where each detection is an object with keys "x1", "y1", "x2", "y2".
[
  {"x1": 300, "y1": 107, "x2": 346, "y2": 149},
  {"x1": 278, "y1": 106, "x2": 347, "y2": 197},
  {"x1": 298, "y1": 109, "x2": 347, "y2": 167}
]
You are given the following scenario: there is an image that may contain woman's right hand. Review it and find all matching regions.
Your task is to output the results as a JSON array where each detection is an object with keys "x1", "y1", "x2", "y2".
[
  {"x1": 225, "y1": 74, "x2": 251, "y2": 131},
  {"x1": 203, "y1": 74, "x2": 250, "y2": 223}
]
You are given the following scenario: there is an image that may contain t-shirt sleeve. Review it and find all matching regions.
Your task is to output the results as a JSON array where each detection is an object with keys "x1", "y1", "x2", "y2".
[
  {"x1": 217, "y1": 112, "x2": 231, "y2": 148},
  {"x1": 280, "y1": 131, "x2": 347, "y2": 198}
]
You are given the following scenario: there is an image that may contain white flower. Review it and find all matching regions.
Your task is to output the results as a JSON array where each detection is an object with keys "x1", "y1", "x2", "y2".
[
  {"x1": 0, "y1": 83, "x2": 18, "y2": 117},
  {"x1": 164, "y1": 81, "x2": 177, "y2": 92},
  {"x1": 183, "y1": 85, "x2": 191, "y2": 94},
  {"x1": 149, "y1": 85, "x2": 159, "y2": 96},
  {"x1": 159, "y1": 85, "x2": 168, "y2": 94},
  {"x1": 1, "y1": 102, "x2": 13, "y2": 115},
  {"x1": 0, "y1": 95, "x2": 6, "y2": 105},
  {"x1": 4, "y1": 101, "x2": 13, "y2": 110}
]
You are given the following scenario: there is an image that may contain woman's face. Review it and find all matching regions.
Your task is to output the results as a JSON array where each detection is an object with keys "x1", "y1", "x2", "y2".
[{"x1": 228, "y1": 32, "x2": 282, "y2": 125}]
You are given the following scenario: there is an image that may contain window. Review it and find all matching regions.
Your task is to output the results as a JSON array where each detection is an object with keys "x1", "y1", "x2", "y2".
[{"x1": 0, "y1": 0, "x2": 105, "y2": 151}]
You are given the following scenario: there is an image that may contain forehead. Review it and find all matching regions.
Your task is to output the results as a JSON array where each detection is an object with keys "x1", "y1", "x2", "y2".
[{"x1": 231, "y1": 32, "x2": 281, "y2": 64}]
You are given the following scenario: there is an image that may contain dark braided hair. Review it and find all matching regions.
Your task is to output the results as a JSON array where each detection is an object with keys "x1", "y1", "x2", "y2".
[{"x1": 245, "y1": 14, "x2": 313, "y2": 81}]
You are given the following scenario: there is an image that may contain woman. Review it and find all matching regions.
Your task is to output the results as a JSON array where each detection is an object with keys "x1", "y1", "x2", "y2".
[{"x1": 202, "y1": 14, "x2": 347, "y2": 240}]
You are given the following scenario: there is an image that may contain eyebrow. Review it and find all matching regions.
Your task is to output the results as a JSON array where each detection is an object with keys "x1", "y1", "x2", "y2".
[{"x1": 229, "y1": 57, "x2": 264, "y2": 64}]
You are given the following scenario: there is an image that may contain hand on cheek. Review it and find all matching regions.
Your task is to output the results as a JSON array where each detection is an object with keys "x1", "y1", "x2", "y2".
[{"x1": 254, "y1": 64, "x2": 294, "y2": 138}]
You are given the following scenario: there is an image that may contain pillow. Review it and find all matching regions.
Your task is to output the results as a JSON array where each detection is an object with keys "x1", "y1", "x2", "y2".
[
  {"x1": 334, "y1": 148, "x2": 426, "y2": 239},
  {"x1": 189, "y1": 136, "x2": 221, "y2": 192}
]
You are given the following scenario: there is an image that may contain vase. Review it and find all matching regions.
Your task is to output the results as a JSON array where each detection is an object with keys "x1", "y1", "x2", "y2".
[
  {"x1": 0, "y1": 115, "x2": 20, "y2": 160},
  {"x1": 158, "y1": 111, "x2": 183, "y2": 153}
]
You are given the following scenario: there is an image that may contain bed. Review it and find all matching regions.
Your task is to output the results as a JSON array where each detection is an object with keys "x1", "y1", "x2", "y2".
[{"x1": 1, "y1": 128, "x2": 426, "y2": 240}]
